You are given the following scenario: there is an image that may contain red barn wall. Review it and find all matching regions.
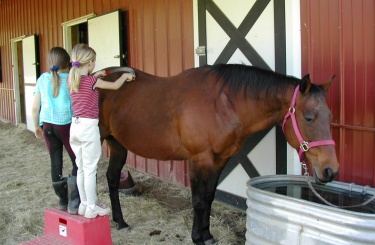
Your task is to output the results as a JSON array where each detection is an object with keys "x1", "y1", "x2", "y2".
[
  {"x1": 0, "y1": 0, "x2": 194, "y2": 187},
  {"x1": 301, "y1": 0, "x2": 375, "y2": 186}
]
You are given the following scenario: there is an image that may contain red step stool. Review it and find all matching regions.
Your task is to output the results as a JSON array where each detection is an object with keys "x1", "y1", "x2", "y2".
[
  {"x1": 21, "y1": 208, "x2": 112, "y2": 245},
  {"x1": 20, "y1": 234, "x2": 71, "y2": 245}
]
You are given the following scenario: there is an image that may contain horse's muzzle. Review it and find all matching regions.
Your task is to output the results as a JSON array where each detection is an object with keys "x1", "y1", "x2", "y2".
[
  {"x1": 315, "y1": 167, "x2": 337, "y2": 184},
  {"x1": 322, "y1": 167, "x2": 337, "y2": 182}
]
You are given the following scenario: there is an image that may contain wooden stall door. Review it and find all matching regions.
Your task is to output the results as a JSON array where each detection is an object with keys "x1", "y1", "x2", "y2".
[
  {"x1": 22, "y1": 35, "x2": 39, "y2": 132},
  {"x1": 88, "y1": 10, "x2": 124, "y2": 72}
]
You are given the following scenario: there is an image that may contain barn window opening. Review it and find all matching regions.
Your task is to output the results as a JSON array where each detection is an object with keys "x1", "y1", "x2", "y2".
[
  {"x1": 62, "y1": 13, "x2": 95, "y2": 54},
  {"x1": 70, "y1": 23, "x2": 88, "y2": 46}
]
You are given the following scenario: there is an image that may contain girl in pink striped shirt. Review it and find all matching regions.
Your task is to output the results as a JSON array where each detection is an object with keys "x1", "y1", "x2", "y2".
[{"x1": 68, "y1": 44, "x2": 134, "y2": 219}]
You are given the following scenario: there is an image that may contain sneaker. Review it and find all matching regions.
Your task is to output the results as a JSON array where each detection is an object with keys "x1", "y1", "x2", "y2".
[
  {"x1": 78, "y1": 203, "x2": 86, "y2": 216},
  {"x1": 84, "y1": 204, "x2": 110, "y2": 219}
]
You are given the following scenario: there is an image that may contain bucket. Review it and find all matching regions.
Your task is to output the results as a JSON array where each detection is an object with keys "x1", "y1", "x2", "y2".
[{"x1": 246, "y1": 175, "x2": 375, "y2": 245}]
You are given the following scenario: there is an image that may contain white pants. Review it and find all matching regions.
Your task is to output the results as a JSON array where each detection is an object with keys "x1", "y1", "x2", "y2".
[{"x1": 70, "y1": 117, "x2": 101, "y2": 206}]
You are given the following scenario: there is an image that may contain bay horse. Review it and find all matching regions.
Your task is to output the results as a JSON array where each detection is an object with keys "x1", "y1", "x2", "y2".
[{"x1": 98, "y1": 64, "x2": 339, "y2": 245}]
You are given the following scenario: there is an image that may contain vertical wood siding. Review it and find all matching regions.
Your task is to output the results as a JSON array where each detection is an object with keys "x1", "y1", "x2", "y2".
[
  {"x1": 0, "y1": 0, "x2": 194, "y2": 188},
  {"x1": 301, "y1": 0, "x2": 375, "y2": 186}
]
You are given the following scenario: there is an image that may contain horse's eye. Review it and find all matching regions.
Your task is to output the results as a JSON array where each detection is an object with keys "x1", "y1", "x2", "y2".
[{"x1": 304, "y1": 116, "x2": 314, "y2": 123}]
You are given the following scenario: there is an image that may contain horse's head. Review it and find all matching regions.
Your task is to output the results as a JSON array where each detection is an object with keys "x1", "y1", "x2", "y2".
[{"x1": 282, "y1": 75, "x2": 339, "y2": 183}]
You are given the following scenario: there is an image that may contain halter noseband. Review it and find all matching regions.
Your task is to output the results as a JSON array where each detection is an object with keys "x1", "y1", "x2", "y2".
[{"x1": 282, "y1": 85, "x2": 335, "y2": 163}]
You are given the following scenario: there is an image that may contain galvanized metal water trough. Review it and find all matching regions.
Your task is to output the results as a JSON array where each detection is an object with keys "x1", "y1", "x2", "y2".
[{"x1": 246, "y1": 175, "x2": 375, "y2": 245}]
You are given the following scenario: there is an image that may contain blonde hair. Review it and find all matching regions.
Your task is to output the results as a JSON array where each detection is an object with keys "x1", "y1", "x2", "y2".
[
  {"x1": 48, "y1": 47, "x2": 70, "y2": 97},
  {"x1": 68, "y1": 44, "x2": 96, "y2": 93}
]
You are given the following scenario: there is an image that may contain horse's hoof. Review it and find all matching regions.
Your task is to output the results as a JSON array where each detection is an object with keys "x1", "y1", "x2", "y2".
[
  {"x1": 193, "y1": 242, "x2": 205, "y2": 245},
  {"x1": 117, "y1": 222, "x2": 131, "y2": 231},
  {"x1": 117, "y1": 225, "x2": 131, "y2": 231},
  {"x1": 204, "y1": 238, "x2": 218, "y2": 245}
]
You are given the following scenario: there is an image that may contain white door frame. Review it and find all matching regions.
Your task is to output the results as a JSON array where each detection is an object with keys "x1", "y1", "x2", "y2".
[{"x1": 62, "y1": 13, "x2": 96, "y2": 54}]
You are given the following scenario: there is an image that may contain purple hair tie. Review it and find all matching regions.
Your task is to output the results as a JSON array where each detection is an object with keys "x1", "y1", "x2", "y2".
[
  {"x1": 50, "y1": 65, "x2": 59, "y2": 71},
  {"x1": 71, "y1": 61, "x2": 81, "y2": 67}
]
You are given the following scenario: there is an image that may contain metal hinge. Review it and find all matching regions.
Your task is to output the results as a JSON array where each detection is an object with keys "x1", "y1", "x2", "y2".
[{"x1": 195, "y1": 46, "x2": 206, "y2": 56}]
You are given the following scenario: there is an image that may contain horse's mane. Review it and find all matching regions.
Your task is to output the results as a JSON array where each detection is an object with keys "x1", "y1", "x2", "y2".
[{"x1": 210, "y1": 64, "x2": 322, "y2": 100}]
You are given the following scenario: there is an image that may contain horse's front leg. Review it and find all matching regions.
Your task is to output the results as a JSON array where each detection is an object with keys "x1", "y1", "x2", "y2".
[
  {"x1": 201, "y1": 163, "x2": 226, "y2": 245},
  {"x1": 190, "y1": 173, "x2": 207, "y2": 245},
  {"x1": 105, "y1": 136, "x2": 130, "y2": 230},
  {"x1": 190, "y1": 160, "x2": 226, "y2": 245}
]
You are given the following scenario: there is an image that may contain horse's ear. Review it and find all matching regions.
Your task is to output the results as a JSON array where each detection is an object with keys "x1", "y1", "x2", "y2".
[
  {"x1": 321, "y1": 75, "x2": 335, "y2": 91},
  {"x1": 300, "y1": 74, "x2": 312, "y2": 94}
]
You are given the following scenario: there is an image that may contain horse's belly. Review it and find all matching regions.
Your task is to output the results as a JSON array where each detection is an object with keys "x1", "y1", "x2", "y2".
[
  {"x1": 111, "y1": 124, "x2": 188, "y2": 161},
  {"x1": 125, "y1": 142, "x2": 188, "y2": 161}
]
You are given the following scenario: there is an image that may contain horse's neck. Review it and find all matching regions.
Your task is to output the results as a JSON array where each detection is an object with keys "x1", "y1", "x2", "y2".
[{"x1": 234, "y1": 87, "x2": 294, "y2": 134}]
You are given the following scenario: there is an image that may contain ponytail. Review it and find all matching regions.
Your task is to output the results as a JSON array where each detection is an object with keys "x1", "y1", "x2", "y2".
[
  {"x1": 50, "y1": 69, "x2": 60, "y2": 97},
  {"x1": 68, "y1": 66, "x2": 82, "y2": 93},
  {"x1": 68, "y1": 44, "x2": 96, "y2": 93},
  {"x1": 48, "y1": 47, "x2": 70, "y2": 97}
]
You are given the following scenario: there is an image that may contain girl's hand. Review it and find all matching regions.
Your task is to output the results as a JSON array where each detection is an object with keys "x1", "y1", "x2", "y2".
[
  {"x1": 94, "y1": 70, "x2": 107, "y2": 78},
  {"x1": 94, "y1": 72, "x2": 136, "y2": 90},
  {"x1": 35, "y1": 127, "x2": 44, "y2": 139},
  {"x1": 122, "y1": 73, "x2": 135, "y2": 82}
]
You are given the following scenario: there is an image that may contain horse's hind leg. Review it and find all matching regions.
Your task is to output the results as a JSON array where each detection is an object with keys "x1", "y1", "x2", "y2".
[
  {"x1": 105, "y1": 136, "x2": 130, "y2": 230},
  {"x1": 190, "y1": 161, "x2": 226, "y2": 245}
]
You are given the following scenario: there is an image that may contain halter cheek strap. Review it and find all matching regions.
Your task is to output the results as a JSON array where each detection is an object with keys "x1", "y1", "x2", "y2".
[{"x1": 282, "y1": 85, "x2": 335, "y2": 162}]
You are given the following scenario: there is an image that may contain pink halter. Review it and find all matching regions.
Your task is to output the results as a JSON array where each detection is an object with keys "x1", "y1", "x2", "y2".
[{"x1": 282, "y1": 85, "x2": 335, "y2": 163}]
